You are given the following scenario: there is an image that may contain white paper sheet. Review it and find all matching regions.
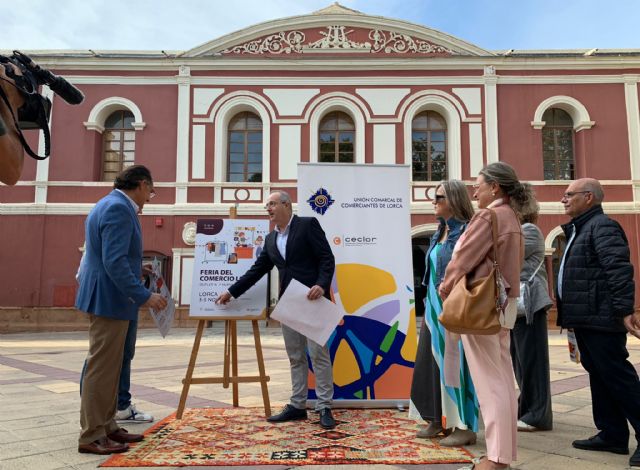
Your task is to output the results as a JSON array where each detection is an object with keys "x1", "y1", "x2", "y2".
[
  {"x1": 148, "y1": 261, "x2": 175, "y2": 338},
  {"x1": 270, "y1": 278, "x2": 344, "y2": 346}
]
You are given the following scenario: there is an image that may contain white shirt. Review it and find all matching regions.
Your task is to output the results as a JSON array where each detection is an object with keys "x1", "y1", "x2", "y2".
[
  {"x1": 557, "y1": 224, "x2": 577, "y2": 301},
  {"x1": 275, "y1": 214, "x2": 294, "y2": 260},
  {"x1": 115, "y1": 188, "x2": 140, "y2": 214}
]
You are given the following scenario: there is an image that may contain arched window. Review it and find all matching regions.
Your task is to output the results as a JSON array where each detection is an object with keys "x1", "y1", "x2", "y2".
[
  {"x1": 318, "y1": 111, "x2": 354, "y2": 163},
  {"x1": 102, "y1": 110, "x2": 135, "y2": 182},
  {"x1": 228, "y1": 112, "x2": 263, "y2": 182},
  {"x1": 542, "y1": 108, "x2": 575, "y2": 180},
  {"x1": 412, "y1": 111, "x2": 447, "y2": 181}
]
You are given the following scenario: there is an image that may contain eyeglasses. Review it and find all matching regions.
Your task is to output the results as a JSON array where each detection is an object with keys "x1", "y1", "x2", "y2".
[
  {"x1": 144, "y1": 181, "x2": 156, "y2": 199},
  {"x1": 434, "y1": 195, "x2": 447, "y2": 202},
  {"x1": 144, "y1": 180, "x2": 156, "y2": 199},
  {"x1": 264, "y1": 200, "x2": 282, "y2": 210},
  {"x1": 563, "y1": 190, "x2": 591, "y2": 199}
]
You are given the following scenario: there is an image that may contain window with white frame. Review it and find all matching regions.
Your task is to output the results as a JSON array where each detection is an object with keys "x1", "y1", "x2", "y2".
[
  {"x1": 412, "y1": 111, "x2": 447, "y2": 181},
  {"x1": 227, "y1": 112, "x2": 263, "y2": 182}
]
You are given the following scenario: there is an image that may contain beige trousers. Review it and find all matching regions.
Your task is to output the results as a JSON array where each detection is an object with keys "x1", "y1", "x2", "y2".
[
  {"x1": 462, "y1": 328, "x2": 518, "y2": 464},
  {"x1": 79, "y1": 314, "x2": 129, "y2": 445}
]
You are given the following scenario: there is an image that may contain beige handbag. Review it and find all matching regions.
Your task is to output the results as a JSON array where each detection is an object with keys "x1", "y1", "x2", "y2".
[{"x1": 439, "y1": 209, "x2": 502, "y2": 335}]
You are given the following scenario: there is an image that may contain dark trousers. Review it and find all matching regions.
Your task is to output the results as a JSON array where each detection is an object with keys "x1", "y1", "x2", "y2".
[
  {"x1": 510, "y1": 311, "x2": 553, "y2": 430},
  {"x1": 575, "y1": 328, "x2": 640, "y2": 446},
  {"x1": 80, "y1": 317, "x2": 137, "y2": 411},
  {"x1": 410, "y1": 322, "x2": 441, "y2": 422}
]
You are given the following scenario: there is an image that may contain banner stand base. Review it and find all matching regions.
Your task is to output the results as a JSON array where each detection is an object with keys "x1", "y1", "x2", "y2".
[{"x1": 307, "y1": 399, "x2": 409, "y2": 410}]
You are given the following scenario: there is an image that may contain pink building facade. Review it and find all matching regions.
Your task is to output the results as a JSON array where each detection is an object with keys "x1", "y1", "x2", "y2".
[{"x1": 2, "y1": 4, "x2": 640, "y2": 323}]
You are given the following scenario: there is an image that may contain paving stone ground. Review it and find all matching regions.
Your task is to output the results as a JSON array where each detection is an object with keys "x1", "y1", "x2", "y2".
[{"x1": 1, "y1": 322, "x2": 639, "y2": 469}]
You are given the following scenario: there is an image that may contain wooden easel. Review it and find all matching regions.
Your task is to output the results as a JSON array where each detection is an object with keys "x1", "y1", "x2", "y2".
[
  {"x1": 176, "y1": 205, "x2": 271, "y2": 419},
  {"x1": 176, "y1": 313, "x2": 271, "y2": 419}
]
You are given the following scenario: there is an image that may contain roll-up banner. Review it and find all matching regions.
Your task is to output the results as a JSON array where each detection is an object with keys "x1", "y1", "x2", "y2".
[{"x1": 298, "y1": 163, "x2": 417, "y2": 404}]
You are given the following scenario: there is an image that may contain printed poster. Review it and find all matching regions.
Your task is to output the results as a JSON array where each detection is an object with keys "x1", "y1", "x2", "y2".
[{"x1": 189, "y1": 218, "x2": 269, "y2": 318}]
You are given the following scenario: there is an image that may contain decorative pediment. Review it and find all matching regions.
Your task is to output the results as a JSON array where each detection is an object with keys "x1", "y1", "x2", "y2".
[
  {"x1": 220, "y1": 25, "x2": 458, "y2": 56},
  {"x1": 182, "y1": 4, "x2": 493, "y2": 58}
]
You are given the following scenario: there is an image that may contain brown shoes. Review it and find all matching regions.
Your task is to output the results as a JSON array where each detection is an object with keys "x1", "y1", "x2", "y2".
[
  {"x1": 78, "y1": 428, "x2": 144, "y2": 454},
  {"x1": 107, "y1": 427, "x2": 144, "y2": 443},
  {"x1": 78, "y1": 437, "x2": 129, "y2": 455}
]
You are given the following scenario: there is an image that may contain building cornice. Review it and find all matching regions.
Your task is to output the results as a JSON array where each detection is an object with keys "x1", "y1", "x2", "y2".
[{"x1": 61, "y1": 73, "x2": 640, "y2": 87}]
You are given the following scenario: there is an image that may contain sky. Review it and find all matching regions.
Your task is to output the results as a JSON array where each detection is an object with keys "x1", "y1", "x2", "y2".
[{"x1": 2, "y1": 0, "x2": 640, "y2": 53}]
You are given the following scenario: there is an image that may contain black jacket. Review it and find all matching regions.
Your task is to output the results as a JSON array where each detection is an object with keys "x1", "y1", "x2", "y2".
[
  {"x1": 229, "y1": 215, "x2": 335, "y2": 300},
  {"x1": 556, "y1": 205, "x2": 635, "y2": 332}
]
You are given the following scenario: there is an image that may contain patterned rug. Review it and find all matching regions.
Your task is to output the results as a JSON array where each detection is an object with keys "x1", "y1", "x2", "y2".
[{"x1": 101, "y1": 408, "x2": 473, "y2": 467}]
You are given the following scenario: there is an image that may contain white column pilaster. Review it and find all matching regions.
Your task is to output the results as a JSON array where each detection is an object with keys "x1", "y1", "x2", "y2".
[
  {"x1": 624, "y1": 75, "x2": 640, "y2": 204},
  {"x1": 34, "y1": 85, "x2": 53, "y2": 204},
  {"x1": 175, "y1": 66, "x2": 191, "y2": 204},
  {"x1": 483, "y1": 66, "x2": 499, "y2": 164},
  {"x1": 171, "y1": 249, "x2": 182, "y2": 302}
]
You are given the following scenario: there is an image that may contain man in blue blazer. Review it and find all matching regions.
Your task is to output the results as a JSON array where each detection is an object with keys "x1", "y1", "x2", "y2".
[
  {"x1": 76, "y1": 165, "x2": 167, "y2": 455},
  {"x1": 216, "y1": 190, "x2": 336, "y2": 429}
]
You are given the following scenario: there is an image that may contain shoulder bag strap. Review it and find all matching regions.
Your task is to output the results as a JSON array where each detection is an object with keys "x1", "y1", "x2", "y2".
[
  {"x1": 528, "y1": 256, "x2": 545, "y2": 283},
  {"x1": 487, "y1": 209, "x2": 500, "y2": 305}
]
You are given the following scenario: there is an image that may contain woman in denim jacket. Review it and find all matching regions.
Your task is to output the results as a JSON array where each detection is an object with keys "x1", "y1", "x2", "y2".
[{"x1": 409, "y1": 180, "x2": 479, "y2": 446}]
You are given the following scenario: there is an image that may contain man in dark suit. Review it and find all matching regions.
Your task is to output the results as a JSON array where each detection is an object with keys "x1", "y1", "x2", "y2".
[
  {"x1": 75, "y1": 165, "x2": 167, "y2": 455},
  {"x1": 216, "y1": 190, "x2": 336, "y2": 429},
  {"x1": 557, "y1": 178, "x2": 640, "y2": 467}
]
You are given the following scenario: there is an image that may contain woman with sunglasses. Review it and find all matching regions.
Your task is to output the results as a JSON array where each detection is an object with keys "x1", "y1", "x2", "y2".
[{"x1": 409, "y1": 180, "x2": 479, "y2": 446}]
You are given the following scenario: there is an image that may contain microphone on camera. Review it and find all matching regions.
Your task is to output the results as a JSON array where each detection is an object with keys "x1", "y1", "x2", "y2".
[
  {"x1": 42, "y1": 74, "x2": 85, "y2": 105},
  {"x1": 12, "y1": 51, "x2": 84, "y2": 105}
]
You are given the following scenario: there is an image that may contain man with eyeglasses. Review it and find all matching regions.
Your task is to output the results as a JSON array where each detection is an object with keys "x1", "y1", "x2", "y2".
[
  {"x1": 556, "y1": 178, "x2": 640, "y2": 467},
  {"x1": 216, "y1": 190, "x2": 337, "y2": 429},
  {"x1": 76, "y1": 165, "x2": 167, "y2": 455}
]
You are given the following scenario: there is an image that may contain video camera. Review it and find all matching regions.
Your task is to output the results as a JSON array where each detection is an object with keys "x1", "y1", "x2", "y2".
[{"x1": 0, "y1": 50, "x2": 84, "y2": 160}]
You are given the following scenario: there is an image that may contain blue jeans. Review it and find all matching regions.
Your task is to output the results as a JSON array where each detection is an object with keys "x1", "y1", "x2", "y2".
[{"x1": 80, "y1": 318, "x2": 138, "y2": 412}]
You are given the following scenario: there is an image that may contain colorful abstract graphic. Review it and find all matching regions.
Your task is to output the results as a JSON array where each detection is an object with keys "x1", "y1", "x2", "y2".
[{"x1": 308, "y1": 263, "x2": 417, "y2": 400}]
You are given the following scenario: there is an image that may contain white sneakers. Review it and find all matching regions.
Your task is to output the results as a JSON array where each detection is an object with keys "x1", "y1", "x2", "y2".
[
  {"x1": 115, "y1": 404, "x2": 154, "y2": 423},
  {"x1": 517, "y1": 419, "x2": 537, "y2": 432}
]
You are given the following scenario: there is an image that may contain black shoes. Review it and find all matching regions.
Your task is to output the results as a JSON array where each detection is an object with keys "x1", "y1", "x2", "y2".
[
  {"x1": 267, "y1": 404, "x2": 307, "y2": 422},
  {"x1": 319, "y1": 408, "x2": 336, "y2": 429},
  {"x1": 266, "y1": 404, "x2": 336, "y2": 429},
  {"x1": 630, "y1": 447, "x2": 640, "y2": 467},
  {"x1": 572, "y1": 434, "x2": 629, "y2": 455}
]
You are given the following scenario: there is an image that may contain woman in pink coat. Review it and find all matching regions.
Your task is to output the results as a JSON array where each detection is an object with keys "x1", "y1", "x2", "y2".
[{"x1": 439, "y1": 162, "x2": 533, "y2": 470}]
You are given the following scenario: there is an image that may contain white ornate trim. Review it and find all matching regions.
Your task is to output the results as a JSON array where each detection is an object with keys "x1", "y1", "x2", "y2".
[
  {"x1": 307, "y1": 93, "x2": 368, "y2": 164},
  {"x1": 531, "y1": 95, "x2": 595, "y2": 132},
  {"x1": 187, "y1": 11, "x2": 491, "y2": 58},
  {"x1": 182, "y1": 222, "x2": 197, "y2": 245},
  {"x1": 84, "y1": 97, "x2": 145, "y2": 133},
  {"x1": 211, "y1": 94, "x2": 272, "y2": 200},
  {"x1": 305, "y1": 26, "x2": 369, "y2": 51},
  {"x1": 221, "y1": 25, "x2": 458, "y2": 56},
  {"x1": 401, "y1": 91, "x2": 463, "y2": 180},
  {"x1": 369, "y1": 29, "x2": 456, "y2": 54}
]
